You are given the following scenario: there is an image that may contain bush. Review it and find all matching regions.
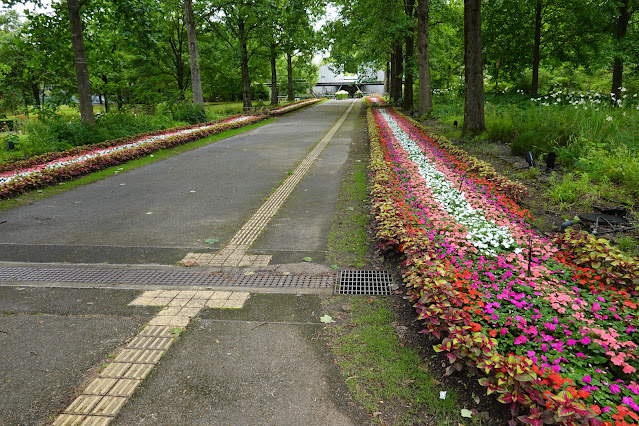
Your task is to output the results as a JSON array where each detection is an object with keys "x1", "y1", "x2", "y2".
[
  {"x1": 22, "y1": 107, "x2": 183, "y2": 159},
  {"x1": 171, "y1": 102, "x2": 208, "y2": 125}
]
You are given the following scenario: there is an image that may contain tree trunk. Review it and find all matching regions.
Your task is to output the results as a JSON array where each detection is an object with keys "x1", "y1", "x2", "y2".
[
  {"x1": 31, "y1": 83, "x2": 41, "y2": 107},
  {"x1": 390, "y1": 52, "x2": 397, "y2": 100},
  {"x1": 239, "y1": 18, "x2": 252, "y2": 110},
  {"x1": 67, "y1": 0, "x2": 94, "y2": 123},
  {"x1": 183, "y1": 0, "x2": 204, "y2": 105},
  {"x1": 403, "y1": 0, "x2": 415, "y2": 110},
  {"x1": 531, "y1": 0, "x2": 542, "y2": 95},
  {"x1": 417, "y1": 0, "x2": 432, "y2": 115},
  {"x1": 270, "y1": 44, "x2": 278, "y2": 106},
  {"x1": 100, "y1": 75, "x2": 109, "y2": 113},
  {"x1": 384, "y1": 61, "x2": 390, "y2": 96},
  {"x1": 287, "y1": 53, "x2": 294, "y2": 101},
  {"x1": 462, "y1": 0, "x2": 486, "y2": 136},
  {"x1": 390, "y1": 41, "x2": 403, "y2": 103},
  {"x1": 611, "y1": 0, "x2": 630, "y2": 101}
]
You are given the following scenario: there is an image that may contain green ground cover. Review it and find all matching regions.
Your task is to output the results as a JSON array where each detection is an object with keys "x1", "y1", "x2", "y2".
[{"x1": 426, "y1": 91, "x2": 639, "y2": 205}]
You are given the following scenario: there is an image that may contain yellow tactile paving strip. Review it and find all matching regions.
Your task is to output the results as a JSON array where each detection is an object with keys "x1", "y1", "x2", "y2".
[
  {"x1": 181, "y1": 99, "x2": 358, "y2": 267},
  {"x1": 53, "y1": 289, "x2": 250, "y2": 426}
]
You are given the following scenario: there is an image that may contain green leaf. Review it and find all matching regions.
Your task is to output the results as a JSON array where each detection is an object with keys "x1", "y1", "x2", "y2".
[
  {"x1": 170, "y1": 327, "x2": 182, "y2": 335},
  {"x1": 330, "y1": 264, "x2": 339, "y2": 270},
  {"x1": 203, "y1": 238, "x2": 219, "y2": 244},
  {"x1": 302, "y1": 257, "x2": 312, "y2": 262},
  {"x1": 461, "y1": 409, "x2": 473, "y2": 418}
]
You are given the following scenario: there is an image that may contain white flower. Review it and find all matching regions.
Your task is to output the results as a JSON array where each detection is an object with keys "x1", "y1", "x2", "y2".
[
  {"x1": 606, "y1": 116, "x2": 613, "y2": 122},
  {"x1": 379, "y1": 110, "x2": 516, "y2": 257}
]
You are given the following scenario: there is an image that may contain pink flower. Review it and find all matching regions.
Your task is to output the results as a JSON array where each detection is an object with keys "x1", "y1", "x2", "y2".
[
  {"x1": 622, "y1": 396, "x2": 639, "y2": 411},
  {"x1": 514, "y1": 336, "x2": 528, "y2": 345},
  {"x1": 582, "y1": 375, "x2": 592, "y2": 384},
  {"x1": 610, "y1": 384, "x2": 621, "y2": 394},
  {"x1": 580, "y1": 336, "x2": 591, "y2": 345}
]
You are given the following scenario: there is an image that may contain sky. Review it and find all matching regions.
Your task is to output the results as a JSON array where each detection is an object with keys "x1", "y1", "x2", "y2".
[{"x1": 1, "y1": 1, "x2": 52, "y2": 17}]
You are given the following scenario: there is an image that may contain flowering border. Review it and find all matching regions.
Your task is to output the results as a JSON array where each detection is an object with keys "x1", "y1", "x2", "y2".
[
  {"x1": 0, "y1": 99, "x2": 324, "y2": 198},
  {"x1": 368, "y1": 107, "x2": 639, "y2": 425}
]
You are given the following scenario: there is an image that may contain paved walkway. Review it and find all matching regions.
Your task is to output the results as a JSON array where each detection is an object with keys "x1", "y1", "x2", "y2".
[
  {"x1": 0, "y1": 100, "x2": 360, "y2": 266},
  {"x1": 0, "y1": 100, "x2": 371, "y2": 425}
]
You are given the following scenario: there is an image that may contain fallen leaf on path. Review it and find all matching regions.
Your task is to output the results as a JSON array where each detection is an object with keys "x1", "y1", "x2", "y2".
[
  {"x1": 320, "y1": 315, "x2": 335, "y2": 323},
  {"x1": 203, "y1": 238, "x2": 218, "y2": 244},
  {"x1": 302, "y1": 257, "x2": 312, "y2": 262},
  {"x1": 461, "y1": 409, "x2": 472, "y2": 418}
]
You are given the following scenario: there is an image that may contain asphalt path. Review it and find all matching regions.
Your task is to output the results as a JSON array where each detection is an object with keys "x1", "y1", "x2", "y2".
[{"x1": 0, "y1": 100, "x2": 361, "y2": 265}]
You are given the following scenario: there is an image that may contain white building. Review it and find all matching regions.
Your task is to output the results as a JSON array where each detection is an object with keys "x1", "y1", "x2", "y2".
[{"x1": 312, "y1": 65, "x2": 385, "y2": 97}]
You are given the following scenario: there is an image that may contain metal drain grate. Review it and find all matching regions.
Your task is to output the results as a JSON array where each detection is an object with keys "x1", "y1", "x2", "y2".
[
  {"x1": 0, "y1": 266, "x2": 333, "y2": 289},
  {"x1": 334, "y1": 270, "x2": 394, "y2": 295}
]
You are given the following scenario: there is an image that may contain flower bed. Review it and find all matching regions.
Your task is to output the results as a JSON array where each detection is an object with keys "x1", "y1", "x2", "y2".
[
  {"x1": 367, "y1": 96, "x2": 386, "y2": 106},
  {"x1": 368, "y1": 107, "x2": 639, "y2": 425},
  {"x1": 0, "y1": 99, "x2": 323, "y2": 198}
]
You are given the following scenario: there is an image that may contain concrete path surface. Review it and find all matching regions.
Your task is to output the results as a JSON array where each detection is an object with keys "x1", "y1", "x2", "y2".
[
  {"x1": 0, "y1": 287, "x2": 368, "y2": 425},
  {"x1": 0, "y1": 100, "x2": 361, "y2": 266},
  {"x1": 0, "y1": 100, "x2": 372, "y2": 425}
]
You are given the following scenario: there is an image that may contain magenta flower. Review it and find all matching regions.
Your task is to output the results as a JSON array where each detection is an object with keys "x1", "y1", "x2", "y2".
[
  {"x1": 609, "y1": 384, "x2": 621, "y2": 394},
  {"x1": 582, "y1": 375, "x2": 592, "y2": 384}
]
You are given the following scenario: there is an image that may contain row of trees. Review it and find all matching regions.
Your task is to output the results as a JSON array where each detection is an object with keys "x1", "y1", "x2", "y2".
[
  {"x1": 325, "y1": 0, "x2": 639, "y2": 135},
  {"x1": 0, "y1": 0, "x2": 323, "y2": 123}
]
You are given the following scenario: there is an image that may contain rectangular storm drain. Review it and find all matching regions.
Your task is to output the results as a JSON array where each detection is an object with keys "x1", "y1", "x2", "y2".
[{"x1": 334, "y1": 270, "x2": 394, "y2": 295}]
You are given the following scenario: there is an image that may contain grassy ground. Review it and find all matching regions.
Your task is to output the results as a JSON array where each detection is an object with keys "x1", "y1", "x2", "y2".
[
  {"x1": 322, "y1": 296, "x2": 465, "y2": 425},
  {"x1": 425, "y1": 92, "x2": 639, "y2": 205},
  {"x1": 0, "y1": 119, "x2": 274, "y2": 211},
  {"x1": 326, "y1": 106, "x2": 370, "y2": 268}
]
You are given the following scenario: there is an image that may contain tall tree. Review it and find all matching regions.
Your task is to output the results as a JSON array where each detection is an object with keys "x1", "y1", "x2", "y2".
[
  {"x1": 462, "y1": 0, "x2": 485, "y2": 136},
  {"x1": 416, "y1": 0, "x2": 432, "y2": 114},
  {"x1": 610, "y1": 0, "x2": 636, "y2": 100},
  {"x1": 67, "y1": 0, "x2": 94, "y2": 122},
  {"x1": 206, "y1": 0, "x2": 267, "y2": 109},
  {"x1": 531, "y1": 0, "x2": 542, "y2": 95},
  {"x1": 183, "y1": 0, "x2": 204, "y2": 105},
  {"x1": 403, "y1": 0, "x2": 416, "y2": 109}
]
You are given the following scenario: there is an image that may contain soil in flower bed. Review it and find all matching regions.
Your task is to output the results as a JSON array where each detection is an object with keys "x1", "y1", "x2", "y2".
[{"x1": 416, "y1": 117, "x2": 639, "y2": 254}]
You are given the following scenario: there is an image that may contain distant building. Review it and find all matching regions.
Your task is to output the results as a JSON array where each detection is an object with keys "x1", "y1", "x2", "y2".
[{"x1": 312, "y1": 65, "x2": 385, "y2": 97}]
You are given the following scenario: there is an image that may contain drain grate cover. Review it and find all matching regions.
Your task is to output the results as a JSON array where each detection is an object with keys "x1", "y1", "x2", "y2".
[
  {"x1": 334, "y1": 270, "x2": 394, "y2": 295},
  {"x1": 0, "y1": 266, "x2": 333, "y2": 289}
]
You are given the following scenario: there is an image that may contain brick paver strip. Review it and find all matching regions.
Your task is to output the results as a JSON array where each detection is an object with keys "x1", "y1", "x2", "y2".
[
  {"x1": 91, "y1": 396, "x2": 127, "y2": 416},
  {"x1": 52, "y1": 414, "x2": 85, "y2": 426},
  {"x1": 54, "y1": 290, "x2": 251, "y2": 425},
  {"x1": 107, "y1": 378, "x2": 142, "y2": 397},
  {"x1": 79, "y1": 416, "x2": 112, "y2": 426},
  {"x1": 84, "y1": 378, "x2": 118, "y2": 395},
  {"x1": 181, "y1": 100, "x2": 357, "y2": 267}
]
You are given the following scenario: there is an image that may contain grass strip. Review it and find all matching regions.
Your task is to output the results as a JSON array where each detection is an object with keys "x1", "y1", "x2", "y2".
[
  {"x1": 326, "y1": 108, "x2": 369, "y2": 267},
  {"x1": 0, "y1": 119, "x2": 274, "y2": 211},
  {"x1": 326, "y1": 296, "x2": 462, "y2": 425}
]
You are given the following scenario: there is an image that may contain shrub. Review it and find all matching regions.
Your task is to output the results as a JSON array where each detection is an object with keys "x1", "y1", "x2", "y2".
[{"x1": 171, "y1": 102, "x2": 208, "y2": 125}]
